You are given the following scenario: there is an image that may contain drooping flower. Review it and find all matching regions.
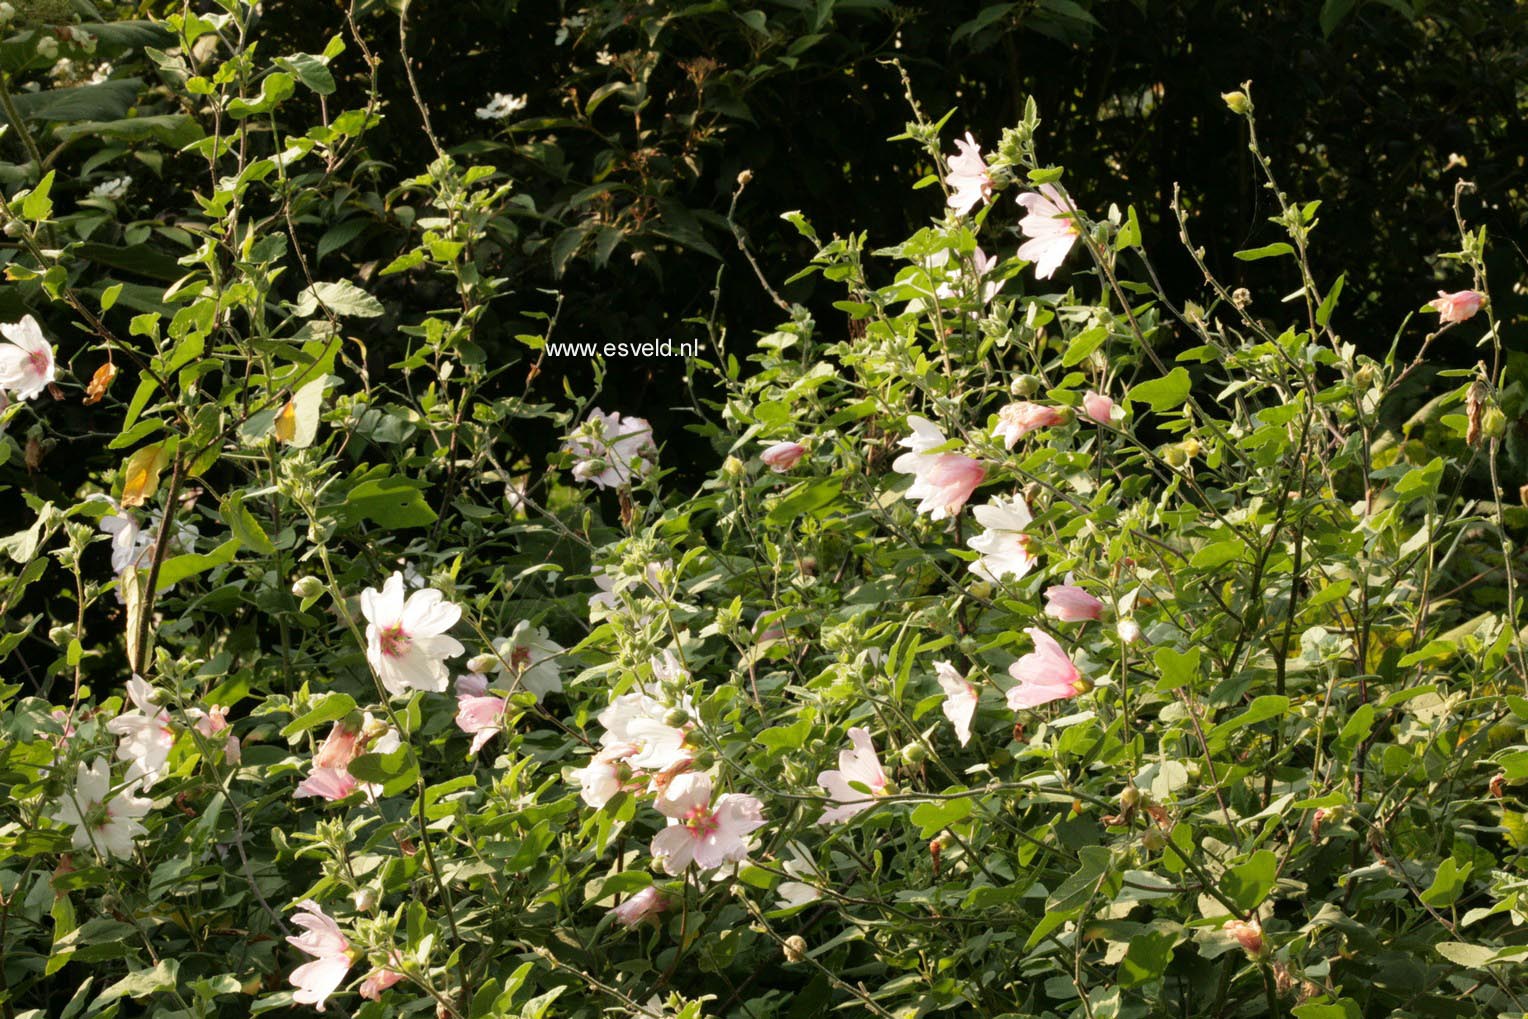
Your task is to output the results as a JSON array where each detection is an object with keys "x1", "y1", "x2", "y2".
[
  {"x1": 816, "y1": 727, "x2": 890, "y2": 824},
  {"x1": 1082, "y1": 390, "x2": 1115, "y2": 426},
  {"x1": 891, "y1": 416, "x2": 985, "y2": 521},
  {"x1": 454, "y1": 687, "x2": 509, "y2": 756},
  {"x1": 761, "y1": 440, "x2": 807, "y2": 473},
  {"x1": 187, "y1": 704, "x2": 241, "y2": 764},
  {"x1": 106, "y1": 676, "x2": 175, "y2": 789},
  {"x1": 1016, "y1": 184, "x2": 1080, "y2": 280},
  {"x1": 945, "y1": 132, "x2": 993, "y2": 217},
  {"x1": 474, "y1": 92, "x2": 527, "y2": 120},
  {"x1": 99, "y1": 505, "x2": 147, "y2": 573},
  {"x1": 0, "y1": 315, "x2": 56, "y2": 401},
  {"x1": 287, "y1": 901, "x2": 353, "y2": 1012},
  {"x1": 51, "y1": 759, "x2": 151, "y2": 859},
  {"x1": 358, "y1": 963, "x2": 404, "y2": 1001},
  {"x1": 572, "y1": 741, "x2": 642, "y2": 808},
  {"x1": 992, "y1": 402, "x2": 1066, "y2": 449},
  {"x1": 967, "y1": 496, "x2": 1037, "y2": 583},
  {"x1": 294, "y1": 767, "x2": 357, "y2": 802},
  {"x1": 1427, "y1": 289, "x2": 1483, "y2": 324},
  {"x1": 313, "y1": 720, "x2": 364, "y2": 770},
  {"x1": 1007, "y1": 628, "x2": 1089, "y2": 709},
  {"x1": 359, "y1": 572, "x2": 465, "y2": 696},
  {"x1": 611, "y1": 886, "x2": 669, "y2": 927},
  {"x1": 1223, "y1": 918, "x2": 1264, "y2": 956},
  {"x1": 564, "y1": 408, "x2": 657, "y2": 489},
  {"x1": 474, "y1": 621, "x2": 565, "y2": 700},
  {"x1": 650, "y1": 772, "x2": 765, "y2": 874},
  {"x1": 1044, "y1": 581, "x2": 1104, "y2": 622},
  {"x1": 933, "y1": 661, "x2": 978, "y2": 747}
]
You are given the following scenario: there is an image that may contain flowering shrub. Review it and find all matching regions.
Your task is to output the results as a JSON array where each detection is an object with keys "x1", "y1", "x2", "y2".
[{"x1": 0, "y1": 3, "x2": 1524, "y2": 1019}]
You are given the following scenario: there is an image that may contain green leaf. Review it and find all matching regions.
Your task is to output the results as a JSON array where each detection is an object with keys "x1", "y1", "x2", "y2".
[
  {"x1": 1061, "y1": 326, "x2": 1107, "y2": 367},
  {"x1": 1334, "y1": 703, "x2": 1373, "y2": 762},
  {"x1": 345, "y1": 477, "x2": 438, "y2": 529},
  {"x1": 1209, "y1": 696, "x2": 1289, "y2": 742},
  {"x1": 1316, "y1": 272, "x2": 1345, "y2": 327},
  {"x1": 1126, "y1": 367, "x2": 1191, "y2": 411},
  {"x1": 1115, "y1": 204, "x2": 1142, "y2": 251},
  {"x1": 275, "y1": 53, "x2": 336, "y2": 95},
  {"x1": 21, "y1": 170, "x2": 54, "y2": 220},
  {"x1": 1153, "y1": 647, "x2": 1201, "y2": 692},
  {"x1": 1319, "y1": 0, "x2": 1357, "y2": 37},
  {"x1": 1420, "y1": 858, "x2": 1472, "y2": 907},
  {"x1": 153, "y1": 539, "x2": 239, "y2": 593},
  {"x1": 1434, "y1": 941, "x2": 1499, "y2": 969},
  {"x1": 1220, "y1": 850, "x2": 1277, "y2": 912},
  {"x1": 294, "y1": 280, "x2": 384, "y2": 318},
  {"x1": 1233, "y1": 242, "x2": 1296, "y2": 261},
  {"x1": 1118, "y1": 928, "x2": 1177, "y2": 988},
  {"x1": 3, "y1": 79, "x2": 141, "y2": 124},
  {"x1": 283, "y1": 376, "x2": 327, "y2": 450},
  {"x1": 1393, "y1": 456, "x2": 1444, "y2": 499},
  {"x1": 96, "y1": 959, "x2": 179, "y2": 1004},
  {"x1": 280, "y1": 693, "x2": 356, "y2": 738},
  {"x1": 909, "y1": 795, "x2": 973, "y2": 838},
  {"x1": 221, "y1": 491, "x2": 275, "y2": 556},
  {"x1": 1189, "y1": 539, "x2": 1244, "y2": 570},
  {"x1": 766, "y1": 479, "x2": 843, "y2": 527}
]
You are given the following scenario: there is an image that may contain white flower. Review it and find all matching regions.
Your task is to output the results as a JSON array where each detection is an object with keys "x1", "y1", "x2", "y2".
[
  {"x1": 477, "y1": 620, "x2": 565, "y2": 700},
  {"x1": 106, "y1": 675, "x2": 176, "y2": 789},
  {"x1": 775, "y1": 844, "x2": 823, "y2": 909},
  {"x1": 933, "y1": 661, "x2": 978, "y2": 747},
  {"x1": 564, "y1": 408, "x2": 657, "y2": 489},
  {"x1": 87, "y1": 176, "x2": 129, "y2": 201},
  {"x1": 475, "y1": 92, "x2": 527, "y2": 120},
  {"x1": 650, "y1": 772, "x2": 765, "y2": 874},
  {"x1": 360, "y1": 571, "x2": 465, "y2": 696},
  {"x1": 966, "y1": 496, "x2": 1037, "y2": 583},
  {"x1": 36, "y1": 35, "x2": 58, "y2": 61},
  {"x1": 99, "y1": 506, "x2": 146, "y2": 573},
  {"x1": 51, "y1": 759, "x2": 151, "y2": 859},
  {"x1": 0, "y1": 4, "x2": 16, "y2": 26},
  {"x1": 0, "y1": 315, "x2": 56, "y2": 401},
  {"x1": 597, "y1": 691, "x2": 691, "y2": 772},
  {"x1": 1016, "y1": 183, "x2": 1080, "y2": 280},
  {"x1": 571, "y1": 741, "x2": 639, "y2": 808},
  {"x1": 816, "y1": 727, "x2": 890, "y2": 824}
]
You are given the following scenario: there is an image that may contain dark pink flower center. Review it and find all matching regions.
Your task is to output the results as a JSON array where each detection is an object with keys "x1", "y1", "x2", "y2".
[
  {"x1": 379, "y1": 623, "x2": 411, "y2": 658},
  {"x1": 28, "y1": 349, "x2": 48, "y2": 374},
  {"x1": 510, "y1": 645, "x2": 532, "y2": 670},
  {"x1": 683, "y1": 804, "x2": 719, "y2": 838}
]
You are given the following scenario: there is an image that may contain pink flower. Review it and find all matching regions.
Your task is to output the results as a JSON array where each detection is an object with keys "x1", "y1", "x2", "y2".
[
  {"x1": 992, "y1": 402, "x2": 1066, "y2": 449},
  {"x1": 891, "y1": 417, "x2": 984, "y2": 520},
  {"x1": 455, "y1": 693, "x2": 509, "y2": 755},
  {"x1": 294, "y1": 767, "x2": 357, "y2": 802},
  {"x1": 564, "y1": 408, "x2": 657, "y2": 489},
  {"x1": 188, "y1": 704, "x2": 241, "y2": 765},
  {"x1": 1044, "y1": 583, "x2": 1103, "y2": 622},
  {"x1": 287, "y1": 901, "x2": 352, "y2": 1012},
  {"x1": 817, "y1": 727, "x2": 890, "y2": 824},
  {"x1": 1016, "y1": 184, "x2": 1080, "y2": 280},
  {"x1": 106, "y1": 676, "x2": 175, "y2": 790},
  {"x1": 312, "y1": 721, "x2": 363, "y2": 770},
  {"x1": 1428, "y1": 289, "x2": 1483, "y2": 324},
  {"x1": 1223, "y1": 918, "x2": 1263, "y2": 956},
  {"x1": 1082, "y1": 391, "x2": 1114, "y2": 426},
  {"x1": 650, "y1": 772, "x2": 765, "y2": 874},
  {"x1": 761, "y1": 440, "x2": 807, "y2": 473},
  {"x1": 358, "y1": 966, "x2": 404, "y2": 1001},
  {"x1": 1006, "y1": 628, "x2": 1088, "y2": 709},
  {"x1": 945, "y1": 132, "x2": 992, "y2": 217},
  {"x1": 0, "y1": 315, "x2": 56, "y2": 401},
  {"x1": 611, "y1": 886, "x2": 669, "y2": 927},
  {"x1": 933, "y1": 662, "x2": 978, "y2": 747}
]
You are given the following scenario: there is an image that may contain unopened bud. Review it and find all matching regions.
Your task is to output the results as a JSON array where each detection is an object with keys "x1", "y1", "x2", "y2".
[
  {"x1": 1221, "y1": 90, "x2": 1252, "y2": 116},
  {"x1": 352, "y1": 887, "x2": 379, "y2": 912},
  {"x1": 1117, "y1": 618, "x2": 1141, "y2": 643},
  {"x1": 900, "y1": 743, "x2": 927, "y2": 766},
  {"x1": 466, "y1": 652, "x2": 499, "y2": 674},
  {"x1": 1482, "y1": 406, "x2": 1507, "y2": 440},
  {"x1": 662, "y1": 708, "x2": 690, "y2": 728},
  {"x1": 1223, "y1": 918, "x2": 1263, "y2": 956},
  {"x1": 1009, "y1": 374, "x2": 1041, "y2": 398},
  {"x1": 722, "y1": 455, "x2": 745, "y2": 478},
  {"x1": 783, "y1": 934, "x2": 807, "y2": 963},
  {"x1": 291, "y1": 575, "x2": 323, "y2": 599},
  {"x1": 1120, "y1": 785, "x2": 1143, "y2": 811},
  {"x1": 48, "y1": 624, "x2": 75, "y2": 647}
]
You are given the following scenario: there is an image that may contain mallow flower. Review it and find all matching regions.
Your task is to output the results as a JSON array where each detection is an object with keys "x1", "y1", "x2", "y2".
[
  {"x1": 453, "y1": 674, "x2": 510, "y2": 756},
  {"x1": 1016, "y1": 184, "x2": 1080, "y2": 280},
  {"x1": 360, "y1": 572, "x2": 465, "y2": 696},
  {"x1": 0, "y1": 315, "x2": 55, "y2": 401},
  {"x1": 1007, "y1": 628, "x2": 1089, "y2": 709},
  {"x1": 51, "y1": 758, "x2": 151, "y2": 859},
  {"x1": 967, "y1": 496, "x2": 1037, "y2": 583},
  {"x1": 993, "y1": 402, "x2": 1066, "y2": 449},
  {"x1": 106, "y1": 676, "x2": 175, "y2": 790},
  {"x1": 287, "y1": 900, "x2": 353, "y2": 1012},
  {"x1": 650, "y1": 772, "x2": 765, "y2": 874},
  {"x1": 761, "y1": 440, "x2": 807, "y2": 473},
  {"x1": 816, "y1": 727, "x2": 890, "y2": 824},
  {"x1": 1082, "y1": 390, "x2": 1116, "y2": 426},
  {"x1": 891, "y1": 416, "x2": 986, "y2": 521},
  {"x1": 933, "y1": 661, "x2": 978, "y2": 747},
  {"x1": 1428, "y1": 289, "x2": 1483, "y2": 324},
  {"x1": 564, "y1": 408, "x2": 657, "y2": 489},
  {"x1": 611, "y1": 886, "x2": 669, "y2": 927},
  {"x1": 1044, "y1": 580, "x2": 1103, "y2": 622},
  {"x1": 945, "y1": 132, "x2": 992, "y2": 217},
  {"x1": 478, "y1": 621, "x2": 565, "y2": 700}
]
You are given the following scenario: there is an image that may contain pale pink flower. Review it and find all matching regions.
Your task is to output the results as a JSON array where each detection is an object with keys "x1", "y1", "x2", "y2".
[
  {"x1": 1223, "y1": 918, "x2": 1264, "y2": 956},
  {"x1": 967, "y1": 496, "x2": 1036, "y2": 583},
  {"x1": 933, "y1": 661, "x2": 978, "y2": 747},
  {"x1": 761, "y1": 440, "x2": 807, "y2": 473},
  {"x1": 816, "y1": 727, "x2": 890, "y2": 824},
  {"x1": 359, "y1": 572, "x2": 465, "y2": 696},
  {"x1": 106, "y1": 675, "x2": 175, "y2": 790},
  {"x1": 611, "y1": 886, "x2": 669, "y2": 927},
  {"x1": 294, "y1": 767, "x2": 357, "y2": 802},
  {"x1": 945, "y1": 132, "x2": 992, "y2": 217},
  {"x1": 564, "y1": 408, "x2": 657, "y2": 489},
  {"x1": 1006, "y1": 628, "x2": 1088, "y2": 709},
  {"x1": 312, "y1": 721, "x2": 363, "y2": 770},
  {"x1": 287, "y1": 900, "x2": 352, "y2": 1012},
  {"x1": 1016, "y1": 184, "x2": 1080, "y2": 280},
  {"x1": 50, "y1": 759, "x2": 151, "y2": 859},
  {"x1": 1044, "y1": 582, "x2": 1103, "y2": 622},
  {"x1": 992, "y1": 402, "x2": 1066, "y2": 449},
  {"x1": 1082, "y1": 390, "x2": 1115, "y2": 426},
  {"x1": 1117, "y1": 618, "x2": 1142, "y2": 643},
  {"x1": 650, "y1": 772, "x2": 765, "y2": 873},
  {"x1": 455, "y1": 693, "x2": 509, "y2": 755},
  {"x1": 1428, "y1": 289, "x2": 1483, "y2": 324},
  {"x1": 188, "y1": 704, "x2": 240, "y2": 764},
  {"x1": 892, "y1": 417, "x2": 984, "y2": 520},
  {"x1": 934, "y1": 247, "x2": 1004, "y2": 307},
  {"x1": 358, "y1": 966, "x2": 404, "y2": 1001},
  {"x1": 0, "y1": 315, "x2": 55, "y2": 401},
  {"x1": 572, "y1": 741, "x2": 641, "y2": 808}
]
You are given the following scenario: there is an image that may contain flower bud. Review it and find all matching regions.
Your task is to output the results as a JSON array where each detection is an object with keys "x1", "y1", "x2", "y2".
[
  {"x1": 900, "y1": 743, "x2": 927, "y2": 766},
  {"x1": 1009, "y1": 373, "x2": 1041, "y2": 398},
  {"x1": 352, "y1": 887, "x2": 379, "y2": 912},
  {"x1": 291, "y1": 575, "x2": 323, "y2": 599},
  {"x1": 1117, "y1": 618, "x2": 1141, "y2": 643},
  {"x1": 1221, "y1": 90, "x2": 1252, "y2": 116},
  {"x1": 466, "y1": 652, "x2": 499, "y2": 674},
  {"x1": 663, "y1": 708, "x2": 690, "y2": 728},
  {"x1": 1223, "y1": 918, "x2": 1264, "y2": 956},
  {"x1": 1482, "y1": 406, "x2": 1507, "y2": 440},
  {"x1": 1120, "y1": 785, "x2": 1143, "y2": 811},
  {"x1": 1142, "y1": 826, "x2": 1166, "y2": 851},
  {"x1": 48, "y1": 623, "x2": 75, "y2": 647},
  {"x1": 722, "y1": 455, "x2": 746, "y2": 478},
  {"x1": 783, "y1": 934, "x2": 807, "y2": 963}
]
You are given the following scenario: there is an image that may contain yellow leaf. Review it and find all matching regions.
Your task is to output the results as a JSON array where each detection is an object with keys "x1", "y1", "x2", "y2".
[
  {"x1": 121, "y1": 443, "x2": 167, "y2": 507},
  {"x1": 273, "y1": 399, "x2": 297, "y2": 443}
]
